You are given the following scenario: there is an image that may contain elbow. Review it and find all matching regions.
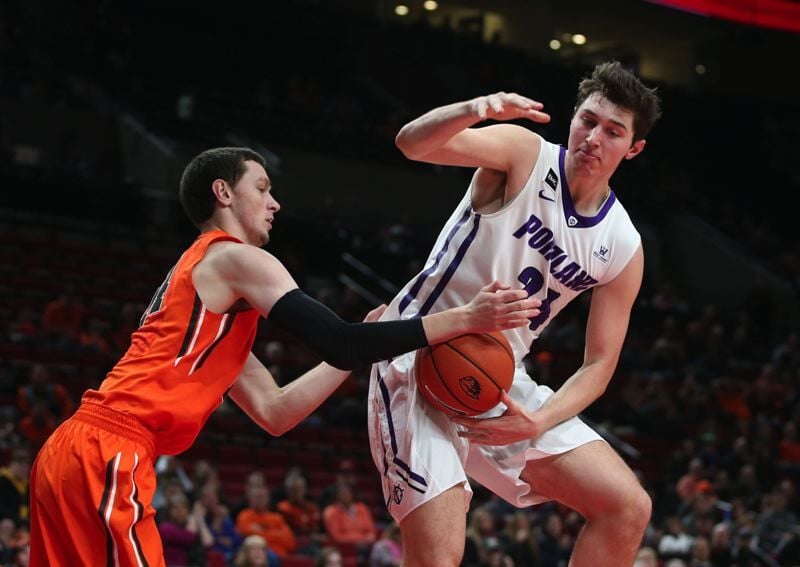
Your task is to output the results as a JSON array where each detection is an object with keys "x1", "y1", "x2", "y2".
[
  {"x1": 395, "y1": 128, "x2": 422, "y2": 161},
  {"x1": 254, "y1": 402, "x2": 288, "y2": 437},
  {"x1": 317, "y1": 346, "x2": 359, "y2": 371}
]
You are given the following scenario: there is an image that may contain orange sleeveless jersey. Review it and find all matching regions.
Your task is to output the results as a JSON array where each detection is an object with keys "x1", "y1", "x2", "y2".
[{"x1": 82, "y1": 230, "x2": 260, "y2": 455}]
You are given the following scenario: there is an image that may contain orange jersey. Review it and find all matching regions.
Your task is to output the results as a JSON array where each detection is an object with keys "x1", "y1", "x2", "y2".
[{"x1": 82, "y1": 230, "x2": 259, "y2": 455}]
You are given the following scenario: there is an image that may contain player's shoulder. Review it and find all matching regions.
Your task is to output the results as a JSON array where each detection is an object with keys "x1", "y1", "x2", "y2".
[{"x1": 203, "y1": 240, "x2": 281, "y2": 276}]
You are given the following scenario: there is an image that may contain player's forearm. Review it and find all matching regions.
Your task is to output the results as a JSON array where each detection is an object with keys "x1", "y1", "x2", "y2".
[
  {"x1": 395, "y1": 100, "x2": 479, "y2": 159},
  {"x1": 534, "y1": 362, "x2": 614, "y2": 431},
  {"x1": 420, "y1": 307, "x2": 471, "y2": 344},
  {"x1": 267, "y1": 363, "x2": 352, "y2": 435},
  {"x1": 231, "y1": 359, "x2": 351, "y2": 436}
]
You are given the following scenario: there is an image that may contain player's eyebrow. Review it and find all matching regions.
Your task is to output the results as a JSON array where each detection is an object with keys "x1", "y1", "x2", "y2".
[{"x1": 582, "y1": 108, "x2": 629, "y2": 131}]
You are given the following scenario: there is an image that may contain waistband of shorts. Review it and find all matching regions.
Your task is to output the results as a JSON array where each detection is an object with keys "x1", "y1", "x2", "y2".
[{"x1": 74, "y1": 402, "x2": 156, "y2": 456}]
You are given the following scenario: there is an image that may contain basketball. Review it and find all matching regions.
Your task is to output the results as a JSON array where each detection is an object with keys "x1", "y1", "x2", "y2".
[{"x1": 416, "y1": 331, "x2": 515, "y2": 417}]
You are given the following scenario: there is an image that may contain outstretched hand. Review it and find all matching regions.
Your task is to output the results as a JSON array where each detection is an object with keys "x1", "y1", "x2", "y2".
[
  {"x1": 463, "y1": 281, "x2": 540, "y2": 333},
  {"x1": 471, "y1": 92, "x2": 551, "y2": 124},
  {"x1": 452, "y1": 390, "x2": 541, "y2": 446},
  {"x1": 363, "y1": 304, "x2": 387, "y2": 323}
]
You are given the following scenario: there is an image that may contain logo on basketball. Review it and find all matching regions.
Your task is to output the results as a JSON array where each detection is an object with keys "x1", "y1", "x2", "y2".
[
  {"x1": 458, "y1": 376, "x2": 482, "y2": 400},
  {"x1": 393, "y1": 484, "x2": 405, "y2": 504}
]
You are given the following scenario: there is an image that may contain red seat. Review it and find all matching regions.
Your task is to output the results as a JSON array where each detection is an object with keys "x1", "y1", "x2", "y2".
[
  {"x1": 205, "y1": 549, "x2": 227, "y2": 567},
  {"x1": 331, "y1": 541, "x2": 360, "y2": 558},
  {"x1": 280, "y1": 556, "x2": 315, "y2": 567}
]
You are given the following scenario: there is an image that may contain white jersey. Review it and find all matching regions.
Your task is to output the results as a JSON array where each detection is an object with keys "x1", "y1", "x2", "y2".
[
  {"x1": 369, "y1": 136, "x2": 641, "y2": 523},
  {"x1": 386, "y1": 136, "x2": 641, "y2": 361}
]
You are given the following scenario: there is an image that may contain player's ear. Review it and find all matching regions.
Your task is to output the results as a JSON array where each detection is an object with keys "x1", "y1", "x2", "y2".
[
  {"x1": 625, "y1": 139, "x2": 646, "y2": 160},
  {"x1": 211, "y1": 179, "x2": 231, "y2": 204}
]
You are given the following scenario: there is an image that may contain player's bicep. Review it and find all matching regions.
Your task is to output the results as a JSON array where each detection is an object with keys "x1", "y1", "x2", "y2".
[{"x1": 222, "y1": 246, "x2": 299, "y2": 317}]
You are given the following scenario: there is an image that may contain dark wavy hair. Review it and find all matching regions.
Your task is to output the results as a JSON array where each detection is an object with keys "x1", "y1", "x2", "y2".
[{"x1": 575, "y1": 61, "x2": 662, "y2": 141}]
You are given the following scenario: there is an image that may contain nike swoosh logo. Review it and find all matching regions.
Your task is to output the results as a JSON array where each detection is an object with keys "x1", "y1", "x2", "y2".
[{"x1": 538, "y1": 189, "x2": 555, "y2": 202}]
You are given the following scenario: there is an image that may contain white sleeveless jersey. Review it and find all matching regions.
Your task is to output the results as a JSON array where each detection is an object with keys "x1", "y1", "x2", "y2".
[{"x1": 385, "y1": 137, "x2": 641, "y2": 361}]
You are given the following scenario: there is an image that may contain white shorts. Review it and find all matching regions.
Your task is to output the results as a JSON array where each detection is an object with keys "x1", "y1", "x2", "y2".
[{"x1": 367, "y1": 350, "x2": 604, "y2": 524}]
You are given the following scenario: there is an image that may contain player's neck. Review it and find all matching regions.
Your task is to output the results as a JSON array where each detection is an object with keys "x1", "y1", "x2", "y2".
[{"x1": 568, "y1": 176, "x2": 611, "y2": 216}]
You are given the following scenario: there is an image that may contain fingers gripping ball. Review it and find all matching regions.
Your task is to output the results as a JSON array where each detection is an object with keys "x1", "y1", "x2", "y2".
[{"x1": 416, "y1": 331, "x2": 514, "y2": 417}]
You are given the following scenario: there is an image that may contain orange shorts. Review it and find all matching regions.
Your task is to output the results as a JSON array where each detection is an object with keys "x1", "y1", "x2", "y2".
[{"x1": 30, "y1": 402, "x2": 165, "y2": 567}]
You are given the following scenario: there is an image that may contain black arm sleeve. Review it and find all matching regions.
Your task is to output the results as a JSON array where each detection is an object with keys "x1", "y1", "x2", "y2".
[{"x1": 267, "y1": 289, "x2": 429, "y2": 370}]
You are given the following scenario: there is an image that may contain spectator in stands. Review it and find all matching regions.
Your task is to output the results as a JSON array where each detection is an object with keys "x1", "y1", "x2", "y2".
[
  {"x1": 233, "y1": 534, "x2": 277, "y2": 567},
  {"x1": 199, "y1": 481, "x2": 242, "y2": 564},
  {"x1": 232, "y1": 470, "x2": 267, "y2": 519},
  {"x1": 153, "y1": 455, "x2": 194, "y2": 513},
  {"x1": 322, "y1": 482, "x2": 376, "y2": 548},
  {"x1": 688, "y1": 535, "x2": 711, "y2": 567},
  {"x1": 368, "y1": 521, "x2": 402, "y2": 567},
  {"x1": 0, "y1": 518, "x2": 17, "y2": 565},
  {"x1": 498, "y1": 510, "x2": 541, "y2": 567},
  {"x1": 17, "y1": 363, "x2": 72, "y2": 422},
  {"x1": 708, "y1": 522, "x2": 733, "y2": 566},
  {"x1": 731, "y1": 464, "x2": 762, "y2": 511},
  {"x1": 40, "y1": 286, "x2": 84, "y2": 344},
  {"x1": 18, "y1": 400, "x2": 56, "y2": 449},
  {"x1": 7, "y1": 307, "x2": 38, "y2": 345},
  {"x1": 537, "y1": 511, "x2": 573, "y2": 566},
  {"x1": 157, "y1": 492, "x2": 214, "y2": 567},
  {"x1": 731, "y1": 526, "x2": 773, "y2": 566},
  {"x1": 236, "y1": 482, "x2": 297, "y2": 558},
  {"x1": 633, "y1": 546, "x2": 659, "y2": 567},
  {"x1": 677, "y1": 457, "x2": 707, "y2": 504},
  {"x1": 319, "y1": 458, "x2": 358, "y2": 510},
  {"x1": 0, "y1": 447, "x2": 30, "y2": 524},
  {"x1": 754, "y1": 489, "x2": 797, "y2": 558},
  {"x1": 463, "y1": 505, "x2": 499, "y2": 567},
  {"x1": 659, "y1": 515, "x2": 694, "y2": 561},
  {"x1": 190, "y1": 459, "x2": 220, "y2": 497},
  {"x1": 276, "y1": 470, "x2": 323, "y2": 554},
  {"x1": 316, "y1": 546, "x2": 344, "y2": 567},
  {"x1": 11, "y1": 542, "x2": 29, "y2": 567},
  {"x1": 77, "y1": 317, "x2": 112, "y2": 356}
]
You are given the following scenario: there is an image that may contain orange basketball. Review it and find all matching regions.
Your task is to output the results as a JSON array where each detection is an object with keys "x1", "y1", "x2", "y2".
[{"x1": 416, "y1": 331, "x2": 515, "y2": 417}]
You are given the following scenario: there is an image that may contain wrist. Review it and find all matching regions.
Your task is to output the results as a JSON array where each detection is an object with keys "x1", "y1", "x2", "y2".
[{"x1": 452, "y1": 305, "x2": 473, "y2": 336}]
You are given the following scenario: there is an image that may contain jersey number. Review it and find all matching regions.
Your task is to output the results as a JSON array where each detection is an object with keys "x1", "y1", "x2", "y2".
[
  {"x1": 517, "y1": 266, "x2": 560, "y2": 331},
  {"x1": 140, "y1": 264, "x2": 176, "y2": 327}
]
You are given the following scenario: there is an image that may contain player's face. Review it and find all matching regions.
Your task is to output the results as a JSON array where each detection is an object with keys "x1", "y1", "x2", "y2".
[
  {"x1": 230, "y1": 161, "x2": 280, "y2": 247},
  {"x1": 567, "y1": 93, "x2": 645, "y2": 179}
]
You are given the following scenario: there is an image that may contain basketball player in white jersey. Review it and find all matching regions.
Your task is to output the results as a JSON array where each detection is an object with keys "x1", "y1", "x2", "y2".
[{"x1": 367, "y1": 61, "x2": 662, "y2": 566}]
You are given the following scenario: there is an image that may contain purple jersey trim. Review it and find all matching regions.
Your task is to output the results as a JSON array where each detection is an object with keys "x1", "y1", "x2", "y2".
[
  {"x1": 399, "y1": 207, "x2": 472, "y2": 315},
  {"x1": 377, "y1": 371, "x2": 429, "y2": 490},
  {"x1": 417, "y1": 213, "x2": 482, "y2": 317},
  {"x1": 558, "y1": 146, "x2": 616, "y2": 228}
]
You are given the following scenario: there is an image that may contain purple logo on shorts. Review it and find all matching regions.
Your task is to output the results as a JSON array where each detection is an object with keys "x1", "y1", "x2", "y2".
[{"x1": 393, "y1": 484, "x2": 405, "y2": 504}]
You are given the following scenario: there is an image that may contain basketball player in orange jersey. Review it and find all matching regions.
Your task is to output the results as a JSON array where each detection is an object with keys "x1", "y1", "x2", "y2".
[
  {"x1": 28, "y1": 147, "x2": 541, "y2": 567},
  {"x1": 367, "y1": 62, "x2": 661, "y2": 566}
]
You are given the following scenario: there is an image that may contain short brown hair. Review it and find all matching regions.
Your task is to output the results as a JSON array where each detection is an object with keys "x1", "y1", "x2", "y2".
[
  {"x1": 574, "y1": 61, "x2": 662, "y2": 141},
  {"x1": 179, "y1": 147, "x2": 266, "y2": 228}
]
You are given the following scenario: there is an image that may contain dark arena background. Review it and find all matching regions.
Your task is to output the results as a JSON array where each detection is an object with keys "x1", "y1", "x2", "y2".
[{"x1": 1, "y1": 1, "x2": 799, "y2": 566}]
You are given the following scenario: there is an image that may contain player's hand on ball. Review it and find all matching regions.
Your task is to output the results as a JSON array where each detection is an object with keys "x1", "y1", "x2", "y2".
[
  {"x1": 463, "y1": 281, "x2": 541, "y2": 333},
  {"x1": 453, "y1": 391, "x2": 541, "y2": 445}
]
